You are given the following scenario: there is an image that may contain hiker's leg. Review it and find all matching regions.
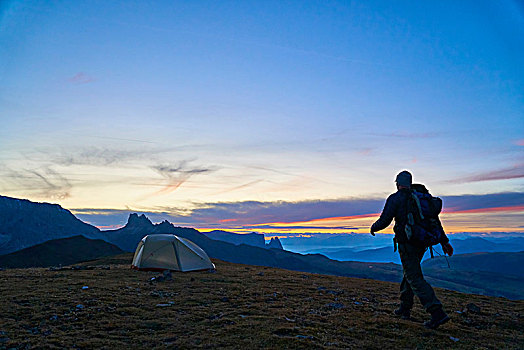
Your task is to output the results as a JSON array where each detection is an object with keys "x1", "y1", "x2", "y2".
[
  {"x1": 399, "y1": 274, "x2": 414, "y2": 310},
  {"x1": 398, "y1": 243, "x2": 441, "y2": 313}
]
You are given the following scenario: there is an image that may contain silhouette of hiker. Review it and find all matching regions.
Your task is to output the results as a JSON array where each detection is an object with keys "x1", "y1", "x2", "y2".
[{"x1": 370, "y1": 170, "x2": 454, "y2": 329}]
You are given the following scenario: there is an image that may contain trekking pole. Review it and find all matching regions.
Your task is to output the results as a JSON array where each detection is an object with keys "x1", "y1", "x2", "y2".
[{"x1": 433, "y1": 247, "x2": 451, "y2": 269}]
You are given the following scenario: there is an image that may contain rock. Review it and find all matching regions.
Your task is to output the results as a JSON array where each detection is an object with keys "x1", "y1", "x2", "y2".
[
  {"x1": 354, "y1": 301, "x2": 362, "y2": 305},
  {"x1": 82, "y1": 286, "x2": 89, "y2": 290},
  {"x1": 450, "y1": 336, "x2": 459, "y2": 342},
  {"x1": 326, "y1": 302, "x2": 344, "y2": 309},
  {"x1": 465, "y1": 303, "x2": 481, "y2": 314},
  {"x1": 361, "y1": 297, "x2": 369, "y2": 302},
  {"x1": 257, "y1": 272, "x2": 264, "y2": 276},
  {"x1": 156, "y1": 303, "x2": 172, "y2": 307},
  {"x1": 49, "y1": 315, "x2": 58, "y2": 321},
  {"x1": 76, "y1": 304, "x2": 84, "y2": 310},
  {"x1": 296, "y1": 335, "x2": 314, "y2": 340}
]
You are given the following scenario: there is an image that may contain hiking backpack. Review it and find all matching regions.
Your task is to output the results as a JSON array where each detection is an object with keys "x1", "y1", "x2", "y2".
[{"x1": 405, "y1": 184, "x2": 445, "y2": 251}]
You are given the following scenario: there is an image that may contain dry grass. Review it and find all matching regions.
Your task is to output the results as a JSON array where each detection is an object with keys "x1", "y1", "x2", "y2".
[{"x1": 0, "y1": 254, "x2": 522, "y2": 349}]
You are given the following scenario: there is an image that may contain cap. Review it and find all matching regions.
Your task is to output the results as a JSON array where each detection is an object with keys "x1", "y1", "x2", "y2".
[{"x1": 395, "y1": 170, "x2": 412, "y2": 187}]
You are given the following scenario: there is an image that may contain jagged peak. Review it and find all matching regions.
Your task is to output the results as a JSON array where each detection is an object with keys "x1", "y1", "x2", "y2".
[
  {"x1": 155, "y1": 220, "x2": 174, "y2": 228},
  {"x1": 125, "y1": 213, "x2": 153, "y2": 227}
]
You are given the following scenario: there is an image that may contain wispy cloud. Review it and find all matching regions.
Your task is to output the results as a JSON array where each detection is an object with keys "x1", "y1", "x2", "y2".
[
  {"x1": 0, "y1": 166, "x2": 71, "y2": 199},
  {"x1": 68, "y1": 72, "x2": 94, "y2": 84},
  {"x1": 450, "y1": 164, "x2": 524, "y2": 183},
  {"x1": 515, "y1": 139, "x2": 524, "y2": 146},
  {"x1": 152, "y1": 161, "x2": 216, "y2": 194}
]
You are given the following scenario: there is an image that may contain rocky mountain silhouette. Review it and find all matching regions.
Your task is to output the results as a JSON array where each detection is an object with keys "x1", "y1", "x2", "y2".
[
  {"x1": 0, "y1": 195, "x2": 100, "y2": 255},
  {"x1": 267, "y1": 237, "x2": 283, "y2": 249}
]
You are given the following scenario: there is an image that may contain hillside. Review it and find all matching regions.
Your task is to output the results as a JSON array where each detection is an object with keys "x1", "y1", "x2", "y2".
[
  {"x1": 0, "y1": 256, "x2": 522, "y2": 349},
  {"x1": 0, "y1": 236, "x2": 124, "y2": 268},
  {"x1": 0, "y1": 195, "x2": 100, "y2": 255}
]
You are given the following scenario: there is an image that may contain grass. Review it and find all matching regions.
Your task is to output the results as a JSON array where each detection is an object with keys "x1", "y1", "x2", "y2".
[{"x1": 0, "y1": 253, "x2": 522, "y2": 349}]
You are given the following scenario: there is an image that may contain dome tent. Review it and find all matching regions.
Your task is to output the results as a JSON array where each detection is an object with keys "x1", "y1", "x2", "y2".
[{"x1": 131, "y1": 234, "x2": 215, "y2": 272}]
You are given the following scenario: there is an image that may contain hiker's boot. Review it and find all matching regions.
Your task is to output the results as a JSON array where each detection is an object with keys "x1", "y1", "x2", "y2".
[
  {"x1": 394, "y1": 305, "x2": 411, "y2": 320},
  {"x1": 424, "y1": 308, "x2": 450, "y2": 329}
]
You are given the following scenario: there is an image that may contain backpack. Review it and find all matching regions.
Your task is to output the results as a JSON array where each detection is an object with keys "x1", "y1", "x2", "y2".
[{"x1": 405, "y1": 184, "x2": 445, "y2": 252}]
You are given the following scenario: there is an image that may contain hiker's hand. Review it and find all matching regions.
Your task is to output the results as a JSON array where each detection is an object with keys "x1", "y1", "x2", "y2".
[
  {"x1": 442, "y1": 242, "x2": 453, "y2": 257},
  {"x1": 370, "y1": 229, "x2": 375, "y2": 236}
]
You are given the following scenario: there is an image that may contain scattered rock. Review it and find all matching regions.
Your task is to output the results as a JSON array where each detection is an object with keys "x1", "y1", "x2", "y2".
[
  {"x1": 449, "y1": 336, "x2": 460, "y2": 342},
  {"x1": 464, "y1": 303, "x2": 481, "y2": 314},
  {"x1": 208, "y1": 313, "x2": 223, "y2": 320},
  {"x1": 76, "y1": 304, "x2": 84, "y2": 310},
  {"x1": 326, "y1": 290, "x2": 343, "y2": 296},
  {"x1": 296, "y1": 335, "x2": 314, "y2": 340},
  {"x1": 361, "y1": 297, "x2": 369, "y2": 302},
  {"x1": 49, "y1": 315, "x2": 58, "y2": 321},
  {"x1": 326, "y1": 302, "x2": 344, "y2": 310},
  {"x1": 82, "y1": 286, "x2": 89, "y2": 290},
  {"x1": 317, "y1": 286, "x2": 326, "y2": 291},
  {"x1": 156, "y1": 303, "x2": 173, "y2": 307},
  {"x1": 284, "y1": 316, "x2": 296, "y2": 322},
  {"x1": 42, "y1": 330, "x2": 52, "y2": 337},
  {"x1": 150, "y1": 276, "x2": 165, "y2": 283},
  {"x1": 301, "y1": 274, "x2": 309, "y2": 279},
  {"x1": 164, "y1": 336, "x2": 177, "y2": 343},
  {"x1": 257, "y1": 272, "x2": 264, "y2": 276},
  {"x1": 220, "y1": 297, "x2": 230, "y2": 302},
  {"x1": 354, "y1": 301, "x2": 362, "y2": 305}
]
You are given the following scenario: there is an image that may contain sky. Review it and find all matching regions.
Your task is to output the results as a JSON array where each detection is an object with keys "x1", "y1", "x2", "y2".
[{"x1": 0, "y1": 0, "x2": 523, "y2": 235}]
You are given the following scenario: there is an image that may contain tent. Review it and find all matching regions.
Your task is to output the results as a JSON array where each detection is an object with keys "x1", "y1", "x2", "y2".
[{"x1": 131, "y1": 234, "x2": 215, "y2": 272}]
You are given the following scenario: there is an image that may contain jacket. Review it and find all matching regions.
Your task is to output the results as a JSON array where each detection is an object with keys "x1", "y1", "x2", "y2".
[{"x1": 371, "y1": 188, "x2": 449, "y2": 245}]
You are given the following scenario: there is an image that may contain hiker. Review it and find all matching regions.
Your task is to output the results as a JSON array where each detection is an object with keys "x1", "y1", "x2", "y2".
[{"x1": 370, "y1": 170, "x2": 454, "y2": 329}]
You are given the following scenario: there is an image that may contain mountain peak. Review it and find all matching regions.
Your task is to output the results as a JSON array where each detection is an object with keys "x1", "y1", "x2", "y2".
[
  {"x1": 125, "y1": 213, "x2": 153, "y2": 228},
  {"x1": 267, "y1": 237, "x2": 283, "y2": 250}
]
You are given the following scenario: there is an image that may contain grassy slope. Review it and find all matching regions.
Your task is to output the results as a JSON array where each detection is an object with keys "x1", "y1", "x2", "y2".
[{"x1": 0, "y1": 254, "x2": 522, "y2": 349}]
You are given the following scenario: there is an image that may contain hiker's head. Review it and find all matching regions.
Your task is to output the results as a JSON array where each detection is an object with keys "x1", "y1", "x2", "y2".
[{"x1": 395, "y1": 170, "x2": 412, "y2": 189}]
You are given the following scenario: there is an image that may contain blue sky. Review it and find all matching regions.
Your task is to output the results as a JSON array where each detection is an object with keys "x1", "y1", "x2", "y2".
[{"x1": 1, "y1": 1, "x2": 523, "y2": 233}]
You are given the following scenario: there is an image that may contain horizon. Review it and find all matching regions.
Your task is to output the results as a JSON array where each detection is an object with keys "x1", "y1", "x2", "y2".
[{"x1": 1, "y1": 1, "x2": 523, "y2": 236}]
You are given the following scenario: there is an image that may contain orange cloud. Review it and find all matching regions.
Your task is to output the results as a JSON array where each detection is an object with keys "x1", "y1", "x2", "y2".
[{"x1": 443, "y1": 205, "x2": 524, "y2": 214}]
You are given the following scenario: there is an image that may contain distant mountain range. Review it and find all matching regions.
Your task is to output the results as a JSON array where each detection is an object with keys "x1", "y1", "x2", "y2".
[
  {"x1": 203, "y1": 230, "x2": 283, "y2": 249},
  {"x1": 290, "y1": 236, "x2": 524, "y2": 264},
  {"x1": 0, "y1": 195, "x2": 522, "y2": 299}
]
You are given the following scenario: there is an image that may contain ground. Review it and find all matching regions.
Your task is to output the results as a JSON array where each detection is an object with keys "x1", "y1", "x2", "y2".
[{"x1": 0, "y1": 254, "x2": 522, "y2": 349}]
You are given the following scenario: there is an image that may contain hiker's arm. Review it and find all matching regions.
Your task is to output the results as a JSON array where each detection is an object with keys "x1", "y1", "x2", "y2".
[
  {"x1": 371, "y1": 196, "x2": 396, "y2": 234},
  {"x1": 442, "y1": 242, "x2": 453, "y2": 256}
]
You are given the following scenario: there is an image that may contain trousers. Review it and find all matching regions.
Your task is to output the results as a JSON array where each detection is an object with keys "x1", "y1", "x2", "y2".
[{"x1": 398, "y1": 242, "x2": 442, "y2": 313}]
